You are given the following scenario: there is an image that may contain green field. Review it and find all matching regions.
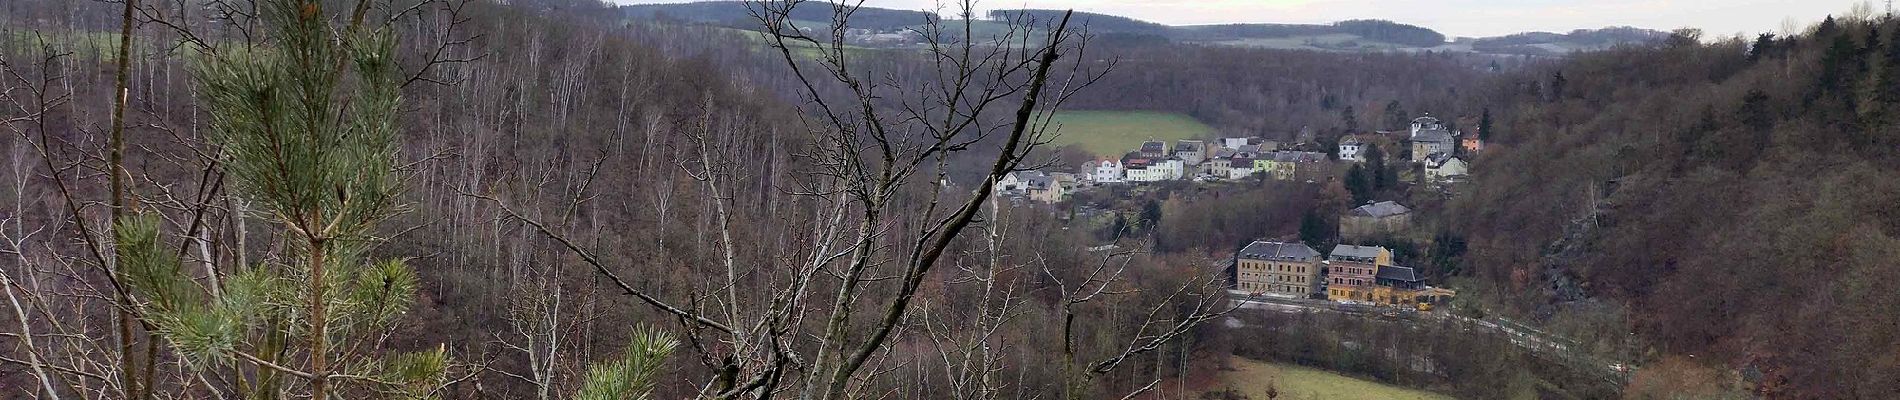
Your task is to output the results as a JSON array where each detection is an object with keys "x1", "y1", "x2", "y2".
[
  {"x1": 1045, "y1": 110, "x2": 1213, "y2": 157},
  {"x1": 1209, "y1": 33, "x2": 1415, "y2": 52},
  {"x1": 1208, "y1": 357, "x2": 1455, "y2": 400}
]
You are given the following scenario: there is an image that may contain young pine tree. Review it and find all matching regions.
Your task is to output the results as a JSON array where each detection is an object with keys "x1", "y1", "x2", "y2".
[
  {"x1": 115, "y1": 0, "x2": 448, "y2": 398},
  {"x1": 573, "y1": 327, "x2": 678, "y2": 400}
]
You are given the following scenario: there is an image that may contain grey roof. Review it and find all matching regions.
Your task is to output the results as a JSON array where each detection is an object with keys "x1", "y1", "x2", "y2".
[
  {"x1": 1426, "y1": 153, "x2": 1455, "y2": 165},
  {"x1": 1352, "y1": 201, "x2": 1411, "y2": 218},
  {"x1": 1238, "y1": 241, "x2": 1321, "y2": 261},
  {"x1": 1412, "y1": 116, "x2": 1441, "y2": 125},
  {"x1": 1376, "y1": 265, "x2": 1420, "y2": 282},
  {"x1": 1329, "y1": 244, "x2": 1387, "y2": 260},
  {"x1": 1339, "y1": 136, "x2": 1362, "y2": 145},
  {"x1": 1268, "y1": 151, "x2": 1325, "y2": 162},
  {"x1": 1237, "y1": 144, "x2": 1263, "y2": 154},
  {"x1": 1412, "y1": 129, "x2": 1455, "y2": 143},
  {"x1": 1140, "y1": 141, "x2": 1168, "y2": 153},
  {"x1": 1011, "y1": 171, "x2": 1052, "y2": 187}
]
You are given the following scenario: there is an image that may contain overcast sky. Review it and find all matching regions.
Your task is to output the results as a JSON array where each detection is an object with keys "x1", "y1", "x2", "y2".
[{"x1": 611, "y1": 0, "x2": 1865, "y2": 38}]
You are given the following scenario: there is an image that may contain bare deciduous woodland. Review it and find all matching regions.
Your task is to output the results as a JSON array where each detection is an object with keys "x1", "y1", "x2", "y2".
[
  {"x1": 2, "y1": 0, "x2": 1230, "y2": 398},
  {"x1": 7, "y1": 0, "x2": 1900, "y2": 398}
]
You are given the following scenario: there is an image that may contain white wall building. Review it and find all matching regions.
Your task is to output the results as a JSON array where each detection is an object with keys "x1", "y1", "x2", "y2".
[
  {"x1": 1425, "y1": 155, "x2": 1469, "y2": 181},
  {"x1": 1124, "y1": 159, "x2": 1186, "y2": 182},
  {"x1": 1339, "y1": 137, "x2": 1364, "y2": 162},
  {"x1": 1225, "y1": 158, "x2": 1257, "y2": 180},
  {"x1": 1125, "y1": 166, "x2": 1163, "y2": 182},
  {"x1": 1091, "y1": 159, "x2": 1124, "y2": 183}
]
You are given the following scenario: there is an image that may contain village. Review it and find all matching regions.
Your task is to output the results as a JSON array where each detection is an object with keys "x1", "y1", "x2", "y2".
[
  {"x1": 996, "y1": 115, "x2": 1482, "y2": 309},
  {"x1": 996, "y1": 115, "x2": 1476, "y2": 204}
]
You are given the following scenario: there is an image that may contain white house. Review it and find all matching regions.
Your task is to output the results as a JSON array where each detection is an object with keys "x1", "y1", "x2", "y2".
[
  {"x1": 1221, "y1": 137, "x2": 1253, "y2": 150},
  {"x1": 1425, "y1": 155, "x2": 1469, "y2": 181},
  {"x1": 1204, "y1": 157, "x2": 1232, "y2": 178},
  {"x1": 1124, "y1": 166, "x2": 1163, "y2": 182},
  {"x1": 1174, "y1": 140, "x2": 1207, "y2": 165},
  {"x1": 1224, "y1": 155, "x2": 1258, "y2": 180},
  {"x1": 1124, "y1": 159, "x2": 1185, "y2": 182},
  {"x1": 1339, "y1": 136, "x2": 1365, "y2": 162},
  {"x1": 996, "y1": 171, "x2": 1049, "y2": 193},
  {"x1": 1090, "y1": 159, "x2": 1124, "y2": 183}
]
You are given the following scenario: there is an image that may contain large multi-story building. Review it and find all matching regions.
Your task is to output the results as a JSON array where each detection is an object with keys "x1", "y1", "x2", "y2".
[
  {"x1": 1408, "y1": 116, "x2": 1459, "y2": 162},
  {"x1": 1325, "y1": 244, "x2": 1391, "y2": 302},
  {"x1": 1234, "y1": 241, "x2": 1323, "y2": 297}
]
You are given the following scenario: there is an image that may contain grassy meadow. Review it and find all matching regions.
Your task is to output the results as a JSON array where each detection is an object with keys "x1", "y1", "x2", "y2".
[
  {"x1": 1206, "y1": 357, "x2": 1455, "y2": 400},
  {"x1": 1044, "y1": 110, "x2": 1213, "y2": 157}
]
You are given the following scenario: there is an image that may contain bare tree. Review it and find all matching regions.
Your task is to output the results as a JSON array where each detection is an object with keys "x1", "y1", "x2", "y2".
[{"x1": 473, "y1": 1, "x2": 1231, "y2": 398}]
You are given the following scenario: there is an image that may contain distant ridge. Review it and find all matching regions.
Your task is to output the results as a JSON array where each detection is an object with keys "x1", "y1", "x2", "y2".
[
  {"x1": 622, "y1": 1, "x2": 1670, "y2": 55},
  {"x1": 621, "y1": 1, "x2": 934, "y2": 30}
]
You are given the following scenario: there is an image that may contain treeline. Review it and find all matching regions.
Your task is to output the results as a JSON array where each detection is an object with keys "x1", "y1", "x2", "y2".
[
  {"x1": 623, "y1": 1, "x2": 935, "y2": 30},
  {"x1": 1063, "y1": 43, "x2": 1503, "y2": 139},
  {"x1": 1450, "y1": 14, "x2": 1900, "y2": 397},
  {"x1": 1470, "y1": 27, "x2": 1670, "y2": 48},
  {"x1": 990, "y1": 12, "x2": 1448, "y2": 47},
  {"x1": 994, "y1": 9, "x2": 1173, "y2": 36}
]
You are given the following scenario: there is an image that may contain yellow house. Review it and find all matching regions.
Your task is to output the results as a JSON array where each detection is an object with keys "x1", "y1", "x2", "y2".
[
  {"x1": 1255, "y1": 151, "x2": 1325, "y2": 181},
  {"x1": 1234, "y1": 241, "x2": 1324, "y2": 298}
]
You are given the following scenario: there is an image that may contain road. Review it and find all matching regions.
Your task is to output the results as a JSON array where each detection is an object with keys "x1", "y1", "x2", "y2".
[{"x1": 1223, "y1": 291, "x2": 1633, "y2": 383}]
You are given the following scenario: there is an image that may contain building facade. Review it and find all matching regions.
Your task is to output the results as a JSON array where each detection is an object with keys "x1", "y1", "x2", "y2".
[
  {"x1": 1235, "y1": 241, "x2": 1324, "y2": 297},
  {"x1": 1123, "y1": 159, "x2": 1184, "y2": 182},
  {"x1": 1174, "y1": 140, "x2": 1207, "y2": 165},
  {"x1": 1325, "y1": 244, "x2": 1392, "y2": 302},
  {"x1": 1139, "y1": 140, "x2": 1169, "y2": 158},
  {"x1": 1425, "y1": 155, "x2": 1468, "y2": 181},
  {"x1": 1091, "y1": 159, "x2": 1124, "y2": 183},
  {"x1": 1259, "y1": 151, "x2": 1325, "y2": 180},
  {"x1": 1370, "y1": 265, "x2": 1424, "y2": 305},
  {"x1": 1339, "y1": 136, "x2": 1364, "y2": 162},
  {"x1": 1341, "y1": 201, "x2": 1413, "y2": 239},
  {"x1": 1408, "y1": 116, "x2": 1458, "y2": 162}
]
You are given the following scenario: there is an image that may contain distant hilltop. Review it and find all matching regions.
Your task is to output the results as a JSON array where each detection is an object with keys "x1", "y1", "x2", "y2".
[{"x1": 621, "y1": 1, "x2": 1672, "y2": 56}]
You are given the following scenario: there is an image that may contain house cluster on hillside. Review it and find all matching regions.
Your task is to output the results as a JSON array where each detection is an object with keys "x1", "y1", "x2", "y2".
[
  {"x1": 1231, "y1": 240, "x2": 1455, "y2": 307},
  {"x1": 995, "y1": 170, "x2": 1080, "y2": 203},
  {"x1": 998, "y1": 113, "x2": 1483, "y2": 203},
  {"x1": 1338, "y1": 115, "x2": 1477, "y2": 183},
  {"x1": 1085, "y1": 138, "x2": 1329, "y2": 184}
]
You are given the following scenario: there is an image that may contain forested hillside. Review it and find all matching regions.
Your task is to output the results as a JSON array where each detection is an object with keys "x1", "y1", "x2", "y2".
[
  {"x1": 1466, "y1": 27, "x2": 1673, "y2": 55},
  {"x1": 1, "y1": 0, "x2": 1232, "y2": 398},
  {"x1": 1452, "y1": 17, "x2": 1900, "y2": 397},
  {"x1": 7, "y1": 0, "x2": 1898, "y2": 398},
  {"x1": 1067, "y1": 43, "x2": 1496, "y2": 137}
]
